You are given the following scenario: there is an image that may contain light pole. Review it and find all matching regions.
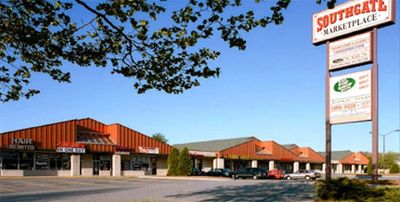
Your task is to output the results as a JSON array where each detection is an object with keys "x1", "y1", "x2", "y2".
[{"x1": 370, "y1": 129, "x2": 400, "y2": 174}]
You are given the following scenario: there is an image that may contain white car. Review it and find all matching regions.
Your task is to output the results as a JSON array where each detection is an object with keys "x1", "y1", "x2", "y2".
[{"x1": 284, "y1": 170, "x2": 321, "y2": 180}]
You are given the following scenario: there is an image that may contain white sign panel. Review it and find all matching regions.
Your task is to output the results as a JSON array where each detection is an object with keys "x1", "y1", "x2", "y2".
[
  {"x1": 313, "y1": 0, "x2": 395, "y2": 44},
  {"x1": 139, "y1": 146, "x2": 159, "y2": 154},
  {"x1": 330, "y1": 70, "x2": 371, "y2": 124},
  {"x1": 56, "y1": 147, "x2": 86, "y2": 153},
  {"x1": 329, "y1": 32, "x2": 372, "y2": 70}
]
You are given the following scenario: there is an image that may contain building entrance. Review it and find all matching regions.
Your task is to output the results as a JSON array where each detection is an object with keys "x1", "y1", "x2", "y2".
[{"x1": 93, "y1": 155, "x2": 100, "y2": 175}]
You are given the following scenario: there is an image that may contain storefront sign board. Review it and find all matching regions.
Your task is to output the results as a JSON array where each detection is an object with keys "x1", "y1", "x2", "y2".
[
  {"x1": 328, "y1": 32, "x2": 372, "y2": 70},
  {"x1": 8, "y1": 144, "x2": 35, "y2": 150},
  {"x1": 330, "y1": 70, "x2": 371, "y2": 124},
  {"x1": 8, "y1": 138, "x2": 35, "y2": 150},
  {"x1": 139, "y1": 146, "x2": 159, "y2": 154},
  {"x1": 56, "y1": 147, "x2": 86, "y2": 153},
  {"x1": 313, "y1": 0, "x2": 395, "y2": 44}
]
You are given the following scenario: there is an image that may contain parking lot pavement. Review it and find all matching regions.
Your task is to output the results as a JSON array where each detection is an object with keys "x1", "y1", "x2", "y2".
[{"x1": 0, "y1": 177, "x2": 316, "y2": 202}]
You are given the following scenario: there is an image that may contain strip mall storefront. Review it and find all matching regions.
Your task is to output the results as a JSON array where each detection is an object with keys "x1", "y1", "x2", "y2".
[
  {"x1": 175, "y1": 137, "x2": 327, "y2": 174},
  {"x1": 0, "y1": 118, "x2": 171, "y2": 176}
]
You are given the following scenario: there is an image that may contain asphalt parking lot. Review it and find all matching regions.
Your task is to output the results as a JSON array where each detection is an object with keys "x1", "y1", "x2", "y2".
[{"x1": 0, "y1": 176, "x2": 316, "y2": 202}]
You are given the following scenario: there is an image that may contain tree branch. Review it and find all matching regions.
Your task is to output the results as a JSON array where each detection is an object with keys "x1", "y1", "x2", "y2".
[{"x1": 74, "y1": 0, "x2": 135, "y2": 62}]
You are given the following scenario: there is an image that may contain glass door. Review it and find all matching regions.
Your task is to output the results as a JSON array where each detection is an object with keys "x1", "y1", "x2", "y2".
[{"x1": 93, "y1": 155, "x2": 99, "y2": 175}]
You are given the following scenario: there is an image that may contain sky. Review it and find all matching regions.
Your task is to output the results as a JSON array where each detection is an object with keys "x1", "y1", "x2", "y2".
[{"x1": 1, "y1": 0, "x2": 399, "y2": 153}]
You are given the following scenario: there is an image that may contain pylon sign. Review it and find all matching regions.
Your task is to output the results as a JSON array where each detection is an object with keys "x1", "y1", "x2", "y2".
[{"x1": 313, "y1": 0, "x2": 396, "y2": 181}]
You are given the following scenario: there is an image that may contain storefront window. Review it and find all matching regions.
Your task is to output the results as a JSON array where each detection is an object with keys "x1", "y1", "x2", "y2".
[
  {"x1": 35, "y1": 153, "x2": 49, "y2": 170},
  {"x1": 1, "y1": 152, "x2": 18, "y2": 169},
  {"x1": 19, "y1": 152, "x2": 34, "y2": 170},
  {"x1": 121, "y1": 156, "x2": 131, "y2": 170},
  {"x1": 49, "y1": 153, "x2": 57, "y2": 170},
  {"x1": 100, "y1": 160, "x2": 111, "y2": 170},
  {"x1": 61, "y1": 154, "x2": 71, "y2": 170},
  {"x1": 100, "y1": 156, "x2": 111, "y2": 170}
]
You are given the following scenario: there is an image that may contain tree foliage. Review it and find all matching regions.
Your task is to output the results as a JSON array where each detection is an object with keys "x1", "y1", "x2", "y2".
[
  {"x1": 152, "y1": 133, "x2": 168, "y2": 143},
  {"x1": 0, "y1": 0, "x2": 336, "y2": 102},
  {"x1": 178, "y1": 147, "x2": 192, "y2": 176},
  {"x1": 167, "y1": 147, "x2": 179, "y2": 176},
  {"x1": 389, "y1": 163, "x2": 399, "y2": 174}
]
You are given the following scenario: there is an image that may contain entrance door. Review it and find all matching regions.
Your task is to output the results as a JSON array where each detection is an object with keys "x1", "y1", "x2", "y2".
[
  {"x1": 93, "y1": 155, "x2": 100, "y2": 175},
  {"x1": 151, "y1": 158, "x2": 157, "y2": 175}
]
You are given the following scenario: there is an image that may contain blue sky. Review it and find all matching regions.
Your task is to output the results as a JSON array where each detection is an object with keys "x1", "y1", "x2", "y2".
[{"x1": 1, "y1": 0, "x2": 399, "y2": 153}]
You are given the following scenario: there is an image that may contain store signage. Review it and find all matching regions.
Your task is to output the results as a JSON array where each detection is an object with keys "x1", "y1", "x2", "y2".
[
  {"x1": 8, "y1": 138, "x2": 35, "y2": 150},
  {"x1": 312, "y1": 0, "x2": 395, "y2": 44},
  {"x1": 138, "y1": 146, "x2": 159, "y2": 154},
  {"x1": 329, "y1": 32, "x2": 372, "y2": 70},
  {"x1": 330, "y1": 70, "x2": 371, "y2": 124},
  {"x1": 56, "y1": 147, "x2": 86, "y2": 153},
  {"x1": 115, "y1": 145, "x2": 131, "y2": 155}
]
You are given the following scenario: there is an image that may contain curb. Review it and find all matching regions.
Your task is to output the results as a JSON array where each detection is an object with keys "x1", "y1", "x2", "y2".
[{"x1": 137, "y1": 176, "x2": 232, "y2": 181}]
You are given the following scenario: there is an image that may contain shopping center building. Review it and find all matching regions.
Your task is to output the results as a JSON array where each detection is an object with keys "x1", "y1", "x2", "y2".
[
  {"x1": 319, "y1": 150, "x2": 369, "y2": 174},
  {"x1": 1, "y1": 118, "x2": 368, "y2": 176},
  {"x1": 0, "y1": 118, "x2": 171, "y2": 176},
  {"x1": 174, "y1": 137, "x2": 325, "y2": 174},
  {"x1": 174, "y1": 137, "x2": 368, "y2": 174}
]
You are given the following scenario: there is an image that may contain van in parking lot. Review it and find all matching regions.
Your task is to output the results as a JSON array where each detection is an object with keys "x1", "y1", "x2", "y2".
[{"x1": 232, "y1": 168, "x2": 267, "y2": 179}]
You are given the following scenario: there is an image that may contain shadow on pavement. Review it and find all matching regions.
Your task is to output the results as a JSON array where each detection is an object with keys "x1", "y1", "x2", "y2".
[
  {"x1": 0, "y1": 187, "x2": 127, "y2": 202},
  {"x1": 166, "y1": 181, "x2": 316, "y2": 202}
]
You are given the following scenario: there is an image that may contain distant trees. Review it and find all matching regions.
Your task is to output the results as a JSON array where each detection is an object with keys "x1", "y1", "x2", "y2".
[
  {"x1": 178, "y1": 147, "x2": 192, "y2": 176},
  {"x1": 389, "y1": 163, "x2": 399, "y2": 174},
  {"x1": 152, "y1": 133, "x2": 168, "y2": 143},
  {"x1": 167, "y1": 147, "x2": 192, "y2": 176},
  {"x1": 167, "y1": 148, "x2": 179, "y2": 176},
  {"x1": 364, "y1": 152, "x2": 400, "y2": 174}
]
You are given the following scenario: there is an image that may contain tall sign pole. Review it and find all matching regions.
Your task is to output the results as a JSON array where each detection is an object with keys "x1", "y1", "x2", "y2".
[
  {"x1": 312, "y1": 0, "x2": 395, "y2": 181},
  {"x1": 371, "y1": 28, "x2": 379, "y2": 181},
  {"x1": 325, "y1": 42, "x2": 332, "y2": 180}
]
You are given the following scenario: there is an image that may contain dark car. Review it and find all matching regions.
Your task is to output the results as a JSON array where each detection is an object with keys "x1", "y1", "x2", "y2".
[
  {"x1": 192, "y1": 168, "x2": 205, "y2": 176},
  {"x1": 232, "y1": 167, "x2": 267, "y2": 179},
  {"x1": 206, "y1": 168, "x2": 233, "y2": 177}
]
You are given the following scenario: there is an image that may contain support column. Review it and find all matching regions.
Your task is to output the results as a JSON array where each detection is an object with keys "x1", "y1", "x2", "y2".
[
  {"x1": 251, "y1": 160, "x2": 258, "y2": 168},
  {"x1": 213, "y1": 159, "x2": 217, "y2": 169},
  {"x1": 71, "y1": 154, "x2": 80, "y2": 176},
  {"x1": 112, "y1": 154, "x2": 121, "y2": 176},
  {"x1": 216, "y1": 158, "x2": 224, "y2": 169},
  {"x1": 351, "y1": 165, "x2": 356, "y2": 174},
  {"x1": 357, "y1": 165, "x2": 362, "y2": 174},
  {"x1": 338, "y1": 163, "x2": 343, "y2": 174},
  {"x1": 269, "y1": 161, "x2": 275, "y2": 170},
  {"x1": 306, "y1": 163, "x2": 311, "y2": 170},
  {"x1": 293, "y1": 162, "x2": 299, "y2": 173},
  {"x1": 322, "y1": 163, "x2": 326, "y2": 173}
]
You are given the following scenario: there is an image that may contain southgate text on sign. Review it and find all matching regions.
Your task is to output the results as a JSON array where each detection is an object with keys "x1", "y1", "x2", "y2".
[
  {"x1": 330, "y1": 70, "x2": 371, "y2": 124},
  {"x1": 312, "y1": 0, "x2": 395, "y2": 44},
  {"x1": 328, "y1": 32, "x2": 372, "y2": 70}
]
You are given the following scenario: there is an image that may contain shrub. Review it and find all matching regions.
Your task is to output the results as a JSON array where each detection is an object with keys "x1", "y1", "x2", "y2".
[
  {"x1": 177, "y1": 147, "x2": 192, "y2": 176},
  {"x1": 167, "y1": 147, "x2": 179, "y2": 176},
  {"x1": 367, "y1": 157, "x2": 373, "y2": 175},
  {"x1": 316, "y1": 178, "x2": 385, "y2": 201},
  {"x1": 389, "y1": 163, "x2": 399, "y2": 174}
]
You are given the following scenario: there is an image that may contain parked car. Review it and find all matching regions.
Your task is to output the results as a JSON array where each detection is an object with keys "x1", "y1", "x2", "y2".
[
  {"x1": 267, "y1": 169, "x2": 283, "y2": 179},
  {"x1": 206, "y1": 168, "x2": 233, "y2": 177},
  {"x1": 192, "y1": 168, "x2": 205, "y2": 176},
  {"x1": 284, "y1": 169, "x2": 321, "y2": 180},
  {"x1": 232, "y1": 167, "x2": 268, "y2": 179}
]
